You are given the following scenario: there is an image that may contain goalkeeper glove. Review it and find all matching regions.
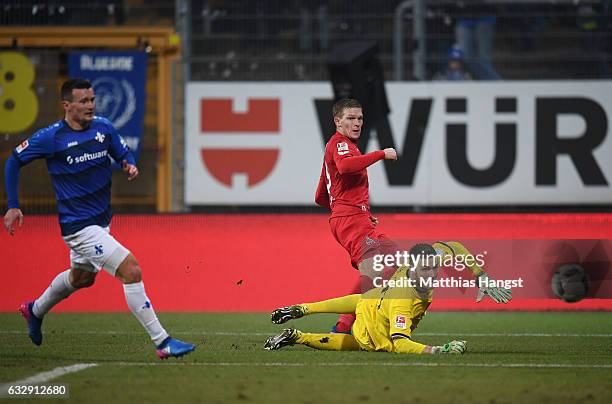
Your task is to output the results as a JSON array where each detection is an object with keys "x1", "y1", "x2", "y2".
[
  {"x1": 432, "y1": 340, "x2": 467, "y2": 354},
  {"x1": 476, "y1": 273, "x2": 512, "y2": 303}
]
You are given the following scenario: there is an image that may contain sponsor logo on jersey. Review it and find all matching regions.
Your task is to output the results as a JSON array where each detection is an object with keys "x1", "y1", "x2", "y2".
[
  {"x1": 395, "y1": 315, "x2": 407, "y2": 329},
  {"x1": 66, "y1": 150, "x2": 108, "y2": 165},
  {"x1": 68, "y1": 141, "x2": 78, "y2": 147},
  {"x1": 15, "y1": 140, "x2": 29, "y2": 153},
  {"x1": 95, "y1": 132, "x2": 106, "y2": 143},
  {"x1": 337, "y1": 142, "x2": 349, "y2": 155}
]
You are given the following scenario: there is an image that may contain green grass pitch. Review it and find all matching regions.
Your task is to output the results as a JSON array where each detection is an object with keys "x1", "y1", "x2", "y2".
[{"x1": 1, "y1": 312, "x2": 611, "y2": 403}]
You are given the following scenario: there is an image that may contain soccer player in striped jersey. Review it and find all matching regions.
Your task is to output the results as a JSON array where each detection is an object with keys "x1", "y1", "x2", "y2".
[
  {"x1": 265, "y1": 242, "x2": 511, "y2": 354},
  {"x1": 3, "y1": 78, "x2": 195, "y2": 359}
]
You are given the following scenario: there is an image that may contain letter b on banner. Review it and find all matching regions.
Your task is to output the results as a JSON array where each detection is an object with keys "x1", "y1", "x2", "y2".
[{"x1": 0, "y1": 52, "x2": 38, "y2": 133}]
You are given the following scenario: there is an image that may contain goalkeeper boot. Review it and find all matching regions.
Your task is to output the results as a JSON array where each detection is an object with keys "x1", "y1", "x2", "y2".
[
  {"x1": 271, "y1": 305, "x2": 306, "y2": 324},
  {"x1": 19, "y1": 301, "x2": 43, "y2": 346},
  {"x1": 264, "y1": 328, "x2": 300, "y2": 350},
  {"x1": 156, "y1": 337, "x2": 196, "y2": 359}
]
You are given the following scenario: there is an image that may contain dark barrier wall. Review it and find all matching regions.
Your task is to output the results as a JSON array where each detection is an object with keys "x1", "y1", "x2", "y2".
[{"x1": 1, "y1": 214, "x2": 611, "y2": 312}]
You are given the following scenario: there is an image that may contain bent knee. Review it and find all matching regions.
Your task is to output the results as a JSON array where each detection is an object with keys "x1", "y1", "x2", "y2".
[
  {"x1": 70, "y1": 272, "x2": 96, "y2": 289},
  {"x1": 117, "y1": 254, "x2": 142, "y2": 284},
  {"x1": 123, "y1": 266, "x2": 142, "y2": 283}
]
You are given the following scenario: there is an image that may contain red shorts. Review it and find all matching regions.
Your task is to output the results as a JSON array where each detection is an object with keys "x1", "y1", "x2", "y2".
[{"x1": 330, "y1": 213, "x2": 398, "y2": 269}]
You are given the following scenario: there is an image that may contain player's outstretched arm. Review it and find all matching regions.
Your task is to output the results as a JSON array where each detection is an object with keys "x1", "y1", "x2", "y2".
[
  {"x1": 393, "y1": 338, "x2": 467, "y2": 354},
  {"x1": 335, "y1": 147, "x2": 397, "y2": 174},
  {"x1": 476, "y1": 274, "x2": 512, "y2": 304},
  {"x1": 335, "y1": 150, "x2": 386, "y2": 174},
  {"x1": 434, "y1": 241, "x2": 484, "y2": 277},
  {"x1": 393, "y1": 337, "x2": 428, "y2": 354},
  {"x1": 434, "y1": 241, "x2": 512, "y2": 304}
]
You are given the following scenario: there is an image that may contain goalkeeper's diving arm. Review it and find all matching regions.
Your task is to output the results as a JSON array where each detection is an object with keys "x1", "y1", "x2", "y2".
[
  {"x1": 432, "y1": 241, "x2": 512, "y2": 304},
  {"x1": 393, "y1": 336, "x2": 467, "y2": 355}
]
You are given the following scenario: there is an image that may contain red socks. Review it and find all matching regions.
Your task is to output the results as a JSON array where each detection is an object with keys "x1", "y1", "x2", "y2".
[{"x1": 334, "y1": 313, "x2": 356, "y2": 333}]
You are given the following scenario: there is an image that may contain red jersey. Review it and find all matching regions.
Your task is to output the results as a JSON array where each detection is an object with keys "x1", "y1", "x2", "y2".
[{"x1": 315, "y1": 132, "x2": 385, "y2": 218}]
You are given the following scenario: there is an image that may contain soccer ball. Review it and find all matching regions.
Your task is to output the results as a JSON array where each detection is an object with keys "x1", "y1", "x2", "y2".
[{"x1": 551, "y1": 264, "x2": 589, "y2": 303}]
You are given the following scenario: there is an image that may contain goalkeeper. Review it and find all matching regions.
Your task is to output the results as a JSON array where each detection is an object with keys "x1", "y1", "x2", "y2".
[{"x1": 264, "y1": 242, "x2": 511, "y2": 354}]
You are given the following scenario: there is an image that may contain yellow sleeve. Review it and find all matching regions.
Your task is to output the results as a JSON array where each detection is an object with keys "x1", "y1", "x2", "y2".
[
  {"x1": 433, "y1": 241, "x2": 484, "y2": 277},
  {"x1": 387, "y1": 297, "x2": 415, "y2": 339},
  {"x1": 385, "y1": 283, "x2": 429, "y2": 354},
  {"x1": 392, "y1": 337, "x2": 427, "y2": 354}
]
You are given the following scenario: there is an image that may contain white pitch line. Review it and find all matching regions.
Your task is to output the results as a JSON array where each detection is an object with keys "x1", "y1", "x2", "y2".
[
  {"x1": 0, "y1": 363, "x2": 97, "y2": 396},
  {"x1": 108, "y1": 361, "x2": 612, "y2": 369},
  {"x1": 418, "y1": 332, "x2": 612, "y2": 337},
  {"x1": 2, "y1": 330, "x2": 612, "y2": 337}
]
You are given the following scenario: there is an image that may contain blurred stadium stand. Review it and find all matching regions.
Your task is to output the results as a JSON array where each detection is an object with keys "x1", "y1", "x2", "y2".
[
  {"x1": 1, "y1": 1, "x2": 609, "y2": 78},
  {"x1": 0, "y1": 0, "x2": 611, "y2": 214},
  {"x1": 185, "y1": 0, "x2": 611, "y2": 81}
]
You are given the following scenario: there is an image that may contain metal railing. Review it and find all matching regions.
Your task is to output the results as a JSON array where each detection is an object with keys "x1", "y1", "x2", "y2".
[
  {"x1": 182, "y1": 0, "x2": 610, "y2": 81},
  {"x1": 3, "y1": 1, "x2": 608, "y2": 81}
]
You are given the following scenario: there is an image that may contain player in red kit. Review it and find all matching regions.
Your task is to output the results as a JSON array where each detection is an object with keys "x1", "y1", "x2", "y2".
[{"x1": 315, "y1": 98, "x2": 398, "y2": 333}]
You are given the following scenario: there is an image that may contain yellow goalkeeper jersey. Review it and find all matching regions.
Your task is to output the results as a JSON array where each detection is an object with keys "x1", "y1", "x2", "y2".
[
  {"x1": 352, "y1": 241, "x2": 484, "y2": 353},
  {"x1": 352, "y1": 265, "x2": 431, "y2": 353}
]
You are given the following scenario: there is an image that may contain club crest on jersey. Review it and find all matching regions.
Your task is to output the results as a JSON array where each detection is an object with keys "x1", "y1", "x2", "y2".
[
  {"x1": 337, "y1": 142, "x2": 349, "y2": 155},
  {"x1": 395, "y1": 315, "x2": 407, "y2": 329},
  {"x1": 95, "y1": 132, "x2": 106, "y2": 143},
  {"x1": 15, "y1": 140, "x2": 29, "y2": 153}
]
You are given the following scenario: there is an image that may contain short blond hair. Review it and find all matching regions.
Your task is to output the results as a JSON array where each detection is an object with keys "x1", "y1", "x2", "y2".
[{"x1": 332, "y1": 98, "x2": 362, "y2": 118}]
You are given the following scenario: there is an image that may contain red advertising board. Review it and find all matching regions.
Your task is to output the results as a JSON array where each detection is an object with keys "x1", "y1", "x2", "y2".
[{"x1": 1, "y1": 213, "x2": 611, "y2": 312}]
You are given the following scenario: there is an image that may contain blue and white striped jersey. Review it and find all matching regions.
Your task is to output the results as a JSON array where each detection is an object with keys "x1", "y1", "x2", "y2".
[{"x1": 11, "y1": 117, "x2": 135, "y2": 236}]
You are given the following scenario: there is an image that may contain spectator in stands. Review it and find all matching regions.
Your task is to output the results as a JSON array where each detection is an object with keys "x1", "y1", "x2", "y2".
[
  {"x1": 433, "y1": 45, "x2": 472, "y2": 81},
  {"x1": 454, "y1": 3, "x2": 501, "y2": 80},
  {"x1": 577, "y1": 1, "x2": 610, "y2": 78},
  {"x1": 425, "y1": 3, "x2": 455, "y2": 81}
]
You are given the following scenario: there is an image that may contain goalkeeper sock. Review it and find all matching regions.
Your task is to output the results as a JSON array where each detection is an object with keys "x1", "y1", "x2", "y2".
[
  {"x1": 304, "y1": 294, "x2": 361, "y2": 314},
  {"x1": 33, "y1": 269, "x2": 76, "y2": 318},
  {"x1": 297, "y1": 332, "x2": 361, "y2": 351},
  {"x1": 305, "y1": 294, "x2": 360, "y2": 334},
  {"x1": 123, "y1": 282, "x2": 169, "y2": 346}
]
